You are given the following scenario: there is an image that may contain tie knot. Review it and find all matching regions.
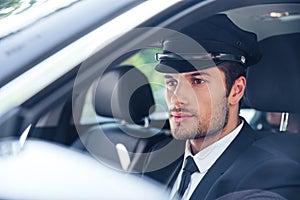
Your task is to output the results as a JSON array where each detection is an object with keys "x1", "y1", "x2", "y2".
[{"x1": 183, "y1": 156, "x2": 199, "y2": 174}]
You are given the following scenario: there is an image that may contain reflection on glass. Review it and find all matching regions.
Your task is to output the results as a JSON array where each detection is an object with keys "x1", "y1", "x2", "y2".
[
  {"x1": 0, "y1": 0, "x2": 79, "y2": 38},
  {"x1": 0, "y1": 0, "x2": 41, "y2": 20}
]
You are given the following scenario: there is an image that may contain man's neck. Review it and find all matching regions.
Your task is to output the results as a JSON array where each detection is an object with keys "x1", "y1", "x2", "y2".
[{"x1": 189, "y1": 116, "x2": 241, "y2": 155}]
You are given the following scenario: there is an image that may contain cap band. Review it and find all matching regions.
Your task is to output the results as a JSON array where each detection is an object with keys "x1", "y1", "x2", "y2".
[{"x1": 155, "y1": 52, "x2": 246, "y2": 64}]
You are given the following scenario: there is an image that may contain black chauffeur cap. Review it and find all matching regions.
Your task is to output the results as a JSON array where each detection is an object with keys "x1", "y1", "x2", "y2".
[{"x1": 155, "y1": 14, "x2": 261, "y2": 73}]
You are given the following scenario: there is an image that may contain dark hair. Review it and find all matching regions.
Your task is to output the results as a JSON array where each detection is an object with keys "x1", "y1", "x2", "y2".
[{"x1": 217, "y1": 61, "x2": 246, "y2": 97}]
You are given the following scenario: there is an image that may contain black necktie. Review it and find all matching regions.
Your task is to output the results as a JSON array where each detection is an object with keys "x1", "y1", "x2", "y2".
[{"x1": 177, "y1": 156, "x2": 199, "y2": 197}]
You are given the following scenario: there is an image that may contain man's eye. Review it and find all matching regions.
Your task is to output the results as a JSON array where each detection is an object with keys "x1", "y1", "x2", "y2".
[
  {"x1": 192, "y1": 78, "x2": 204, "y2": 85},
  {"x1": 166, "y1": 80, "x2": 177, "y2": 87}
]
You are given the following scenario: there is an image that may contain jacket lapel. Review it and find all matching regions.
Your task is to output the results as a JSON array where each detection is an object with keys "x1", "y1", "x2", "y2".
[
  {"x1": 165, "y1": 155, "x2": 184, "y2": 189},
  {"x1": 190, "y1": 122, "x2": 257, "y2": 200},
  {"x1": 143, "y1": 138, "x2": 185, "y2": 190}
]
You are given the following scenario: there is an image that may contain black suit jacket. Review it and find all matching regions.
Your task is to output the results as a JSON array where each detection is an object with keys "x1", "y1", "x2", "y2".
[{"x1": 143, "y1": 122, "x2": 300, "y2": 200}]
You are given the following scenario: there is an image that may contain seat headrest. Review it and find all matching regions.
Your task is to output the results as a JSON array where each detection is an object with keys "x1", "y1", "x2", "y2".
[
  {"x1": 94, "y1": 65, "x2": 155, "y2": 124},
  {"x1": 244, "y1": 33, "x2": 300, "y2": 113}
]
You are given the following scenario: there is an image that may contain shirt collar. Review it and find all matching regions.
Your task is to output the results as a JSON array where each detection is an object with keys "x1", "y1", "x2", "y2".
[{"x1": 184, "y1": 120, "x2": 244, "y2": 173}]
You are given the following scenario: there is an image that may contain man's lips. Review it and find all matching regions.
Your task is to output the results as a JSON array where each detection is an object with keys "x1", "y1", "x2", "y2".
[{"x1": 170, "y1": 112, "x2": 194, "y2": 122}]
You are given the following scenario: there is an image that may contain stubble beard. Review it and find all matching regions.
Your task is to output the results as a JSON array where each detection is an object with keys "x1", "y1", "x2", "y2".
[{"x1": 171, "y1": 96, "x2": 229, "y2": 140}]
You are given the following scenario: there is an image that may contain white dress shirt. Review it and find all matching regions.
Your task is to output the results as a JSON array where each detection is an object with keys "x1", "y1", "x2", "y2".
[{"x1": 170, "y1": 120, "x2": 244, "y2": 200}]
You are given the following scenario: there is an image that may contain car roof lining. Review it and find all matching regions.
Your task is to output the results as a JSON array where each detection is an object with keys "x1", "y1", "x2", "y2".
[{"x1": 162, "y1": 2, "x2": 300, "y2": 41}]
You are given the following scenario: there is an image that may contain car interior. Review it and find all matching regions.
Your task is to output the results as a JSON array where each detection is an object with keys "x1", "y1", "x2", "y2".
[
  {"x1": 74, "y1": 3, "x2": 300, "y2": 171},
  {"x1": 2, "y1": 1, "x2": 299, "y2": 176},
  {"x1": 71, "y1": 64, "x2": 170, "y2": 170},
  {"x1": 244, "y1": 32, "x2": 300, "y2": 132}
]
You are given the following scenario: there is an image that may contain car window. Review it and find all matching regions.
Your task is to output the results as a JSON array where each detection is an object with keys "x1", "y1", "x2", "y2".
[
  {"x1": 0, "y1": 0, "x2": 79, "y2": 38},
  {"x1": 80, "y1": 48, "x2": 167, "y2": 125},
  {"x1": 80, "y1": 82, "x2": 111, "y2": 125},
  {"x1": 1, "y1": 0, "x2": 300, "y2": 199},
  {"x1": 121, "y1": 48, "x2": 168, "y2": 120}
]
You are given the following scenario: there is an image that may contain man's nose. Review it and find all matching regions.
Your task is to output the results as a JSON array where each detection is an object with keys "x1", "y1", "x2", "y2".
[{"x1": 170, "y1": 82, "x2": 188, "y2": 107}]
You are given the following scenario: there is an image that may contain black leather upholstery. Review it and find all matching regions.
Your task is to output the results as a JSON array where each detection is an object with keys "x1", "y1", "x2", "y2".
[
  {"x1": 244, "y1": 33, "x2": 300, "y2": 113},
  {"x1": 94, "y1": 65, "x2": 155, "y2": 124},
  {"x1": 73, "y1": 65, "x2": 167, "y2": 171}
]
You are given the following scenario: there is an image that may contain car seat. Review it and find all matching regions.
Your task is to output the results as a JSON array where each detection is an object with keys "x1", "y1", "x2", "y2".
[
  {"x1": 244, "y1": 33, "x2": 300, "y2": 131},
  {"x1": 243, "y1": 33, "x2": 300, "y2": 163},
  {"x1": 72, "y1": 65, "x2": 168, "y2": 171}
]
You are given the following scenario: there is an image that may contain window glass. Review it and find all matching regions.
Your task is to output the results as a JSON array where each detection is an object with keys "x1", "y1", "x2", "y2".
[
  {"x1": 79, "y1": 82, "x2": 116, "y2": 125},
  {"x1": 121, "y1": 48, "x2": 168, "y2": 120},
  {"x1": 0, "y1": 0, "x2": 79, "y2": 38}
]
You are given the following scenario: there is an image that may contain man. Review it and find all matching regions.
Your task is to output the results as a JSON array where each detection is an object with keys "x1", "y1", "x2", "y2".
[{"x1": 142, "y1": 14, "x2": 300, "y2": 200}]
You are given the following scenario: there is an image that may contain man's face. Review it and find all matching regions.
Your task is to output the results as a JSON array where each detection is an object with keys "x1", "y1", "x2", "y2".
[{"x1": 164, "y1": 67, "x2": 229, "y2": 140}]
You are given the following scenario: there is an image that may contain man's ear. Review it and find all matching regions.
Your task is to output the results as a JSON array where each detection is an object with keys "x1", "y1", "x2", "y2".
[{"x1": 228, "y1": 76, "x2": 246, "y2": 106}]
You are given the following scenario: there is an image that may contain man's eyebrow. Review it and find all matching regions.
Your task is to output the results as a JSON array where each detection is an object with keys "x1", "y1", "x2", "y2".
[
  {"x1": 163, "y1": 74, "x2": 174, "y2": 79},
  {"x1": 163, "y1": 72, "x2": 210, "y2": 79},
  {"x1": 186, "y1": 71, "x2": 210, "y2": 77}
]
